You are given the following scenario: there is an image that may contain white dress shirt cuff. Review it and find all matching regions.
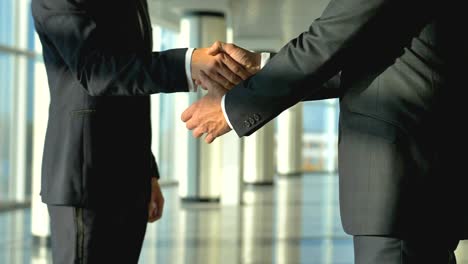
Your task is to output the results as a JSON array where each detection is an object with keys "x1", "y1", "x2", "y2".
[
  {"x1": 260, "y1": 52, "x2": 271, "y2": 69},
  {"x1": 185, "y1": 48, "x2": 197, "y2": 92},
  {"x1": 221, "y1": 95, "x2": 234, "y2": 129}
]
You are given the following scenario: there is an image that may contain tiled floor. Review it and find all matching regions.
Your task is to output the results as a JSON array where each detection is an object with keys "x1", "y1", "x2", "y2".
[{"x1": 1, "y1": 174, "x2": 467, "y2": 263}]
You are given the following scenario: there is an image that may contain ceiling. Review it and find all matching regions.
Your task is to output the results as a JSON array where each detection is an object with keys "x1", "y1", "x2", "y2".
[{"x1": 148, "y1": 0, "x2": 331, "y2": 51}]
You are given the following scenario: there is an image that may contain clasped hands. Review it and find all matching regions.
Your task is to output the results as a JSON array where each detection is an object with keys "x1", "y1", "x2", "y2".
[
  {"x1": 182, "y1": 41, "x2": 260, "y2": 143},
  {"x1": 150, "y1": 43, "x2": 259, "y2": 223}
]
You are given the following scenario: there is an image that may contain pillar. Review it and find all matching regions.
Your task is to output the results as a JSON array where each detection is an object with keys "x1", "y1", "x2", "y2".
[
  {"x1": 276, "y1": 103, "x2": 303, "y2": 175},
  {"x1": 30, "y1": 54, "x2": 51, "y2": 246},
  {"x1": 242, "y1": 122, "x2": 275, "y2": 185},
  {"x1": 175, "y1": 11, "x2": 236, "y2": 202}
]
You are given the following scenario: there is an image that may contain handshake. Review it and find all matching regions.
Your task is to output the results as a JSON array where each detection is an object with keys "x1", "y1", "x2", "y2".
[{"x1": 182, "y1": 41, "x2": 261, "y2": 143}]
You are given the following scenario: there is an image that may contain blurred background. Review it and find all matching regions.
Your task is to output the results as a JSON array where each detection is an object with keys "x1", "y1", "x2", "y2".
[{"x1": 0, "y1": 0, "x2": 466, "y2": 263}]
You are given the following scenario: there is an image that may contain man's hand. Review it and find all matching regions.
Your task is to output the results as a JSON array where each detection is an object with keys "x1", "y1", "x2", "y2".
[
  {"x1": 183, "y1": 41, "x2": 261, "y2": 143},
  {"x1": 148, "y1": 177, "x2": 164, "y2": 223},
  {"x1": 208, "y1": 41, "x2": 261, "y2": 75},
  {"x1": 191, "y1": 42, "x2": 261, "y2": 91},
  {"x1": 192, "y1": 48, "x2": 251, "y2": 90},
  {"x1": 181, "y1": 71, "x2": 232, "y2": 144}
]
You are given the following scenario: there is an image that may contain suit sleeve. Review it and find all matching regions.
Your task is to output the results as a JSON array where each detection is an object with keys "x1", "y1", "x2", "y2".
[
  {"x1": 302, "y1": 73, "x2": 342, "y2": 101},
  {"x1": 266, "y1": 53, "x2": 343, "y2": 101},
  {"x1": 225, "y1": 0, "x2": 433, "y2": 136},
  {"x1": 32, "y1": 2, "x2": 188, "y2": 96}
]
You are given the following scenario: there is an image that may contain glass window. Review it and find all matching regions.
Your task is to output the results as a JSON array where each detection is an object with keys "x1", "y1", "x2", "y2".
[
  {"x1": 0, "y1": 52, "x2": 14, "y2": 201},
  {"x1": 160, "y1": 28, "x2": 179, "y2": 50},
  {"x1": 0, "y1": 0, "x2": 14, "y2": 46},
  {"x1": 151, "y1": 26, "x2": 180, "y2": 181},
  {"x1": 303, "y1": 102, "x2": 327, "y2": 134},
  {"x1": 0, "y1": 0, "x2": 38, "y2": 204},
  {"x1": 302, "y1": 100, "x2": 339, "y2": 172},
  {"x1": 157, "y1": 95, "x2": 176, "y2": 179}
]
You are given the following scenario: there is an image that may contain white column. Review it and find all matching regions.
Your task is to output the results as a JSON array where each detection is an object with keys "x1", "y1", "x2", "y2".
[
  {"x1": 9, "y1": 0, "x2": 30, "y2": 202},
  {"x1": 242, "y1": 122, "x2": 275, "y2": 185},
  {"x1": 276, "y1": 103, "x2": 303, "y2": 175},
  {"x1": 31, "y1": 35, "x2": 51, "y2": 242},
  {"x1": 150, "y1": 26, "x2": 162, "y2": 165},
  {"x1": 176, "y1": 12, "x2": 242, "y2": 203},
  {"x1": 10, "y1": 56, "x2": 27, "y2": 202},
  {"x1": 221, "y1": 132, "x2": 243, "y2": 205}
]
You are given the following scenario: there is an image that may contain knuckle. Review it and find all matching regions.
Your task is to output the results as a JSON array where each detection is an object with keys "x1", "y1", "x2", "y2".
[
  {"x1": 232, "y1": 74, "x2": 240, "y2": 81},
  {"x1": 208, "y1": 60, "x2": 216, "y2": 68},
  {"x1": 208, "y1": 67, "x2": 216, "y2": 74}
]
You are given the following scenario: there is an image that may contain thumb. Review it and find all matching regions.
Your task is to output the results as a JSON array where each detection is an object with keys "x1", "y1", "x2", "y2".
[
  {"x1": 219, "y1": 43, "x2": 237, "y2": 54},
  {"x1": 181, "y1": 103, "x2": 197, "y2": 122},
  {"x1": 208, "y1": 41, "x2": 225, "y2": 55}
]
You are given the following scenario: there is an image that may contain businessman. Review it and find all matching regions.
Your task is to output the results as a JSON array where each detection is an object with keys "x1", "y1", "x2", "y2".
[
  {"x1": 182, "y1": 0, "x2": 467, "y2": 263},
  {"x1": 31, "y1": 0, "x2": 251, "y2": 263}
]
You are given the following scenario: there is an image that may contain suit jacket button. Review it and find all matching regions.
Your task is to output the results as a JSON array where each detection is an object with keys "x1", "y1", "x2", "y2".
[
  {"x1": 248, "y1": 117, "x2": 255, "y2": 125},
  {"x1": 244, "y1": 120, "x2": 251, "y2": 128},
  {"x1": 253, "y1": 114, "x2": 261, "y2": 121}
]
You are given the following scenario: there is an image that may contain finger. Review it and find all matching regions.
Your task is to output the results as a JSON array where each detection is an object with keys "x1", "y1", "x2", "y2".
[
  {"x1": 221, "y1": 53, "x2": 251, "y2": 81},
  {"x1": 193, "y1": 80, "x2": 208, "y2": 90},
  {"x1": 199, "y1": 70, "x2": 232, "y2": 91},
  {"x1": 193, "y1": 126, "x2": 206, "y2": 138},
  {"x1": 216, "y1": 54, "x2": 243, "y2": 85},
  {"x1": 185, "y1": 118, "x2": 199, "y2": 130},
  {"x1": 181, "y1": 104, "x2": 197, "y2": 122},
  {"x1": 155, "y1": 197, "x2": 164, "y2": 220},
  {"x1": 208, "y1": 41, "x2": 224, "y2": 55},
  {"x1": 222, "y1": 43, "x2": 261, "y2": 74},
  {"x1": 205, "y1": 69, "x2": 235, "y2": 90},
  {"x1": 195, "y1": 80, "x2": 208, "y2": 90},
  {"x1": 148, "y1": 202, "x2": 157, "y2": 222},
  {"x1": 219, "y1": 42, "x2": 237, "y2": 54},
  {"x1": 205, "y1": 134, "x2": 216, "y2": 144}
]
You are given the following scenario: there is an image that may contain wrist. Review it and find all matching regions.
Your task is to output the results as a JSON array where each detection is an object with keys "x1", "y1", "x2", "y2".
[{"x1": 191, "y1": 48, "x2": 207, "y2": 80}]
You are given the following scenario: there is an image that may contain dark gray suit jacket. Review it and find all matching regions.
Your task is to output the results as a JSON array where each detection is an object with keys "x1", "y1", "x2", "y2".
[
  {"x1": 225, "y1": 0, "x2": 468, "y2": 239},
  {"x1": 31, "y1": 0, "x2": 188, "y2": 207}
]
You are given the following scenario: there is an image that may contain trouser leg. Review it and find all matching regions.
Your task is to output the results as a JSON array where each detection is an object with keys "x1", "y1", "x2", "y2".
[
  {"x1": 48, "y1": 203, "x2": 148, "y2": 264},
  {"x1": 48, "y1": 206, "x2": 77, "y2": 264}
]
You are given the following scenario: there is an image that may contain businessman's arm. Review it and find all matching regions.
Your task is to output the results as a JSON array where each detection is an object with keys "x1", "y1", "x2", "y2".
[
  {"x1": 183, "y1": 0, "x2": 433, "y2": 140},
  {"x1": 31, "y1": 1, "x2": 248, "y2": 96},
  {"x1": 259, "y1": 52, "x2": 343, "y2": 101},
  {"x1": 302, "y1": 73, "x2": 342, "y2": 101},
  {"x1": 184, "y1": 45, "x2": 341, "y2": 140}
]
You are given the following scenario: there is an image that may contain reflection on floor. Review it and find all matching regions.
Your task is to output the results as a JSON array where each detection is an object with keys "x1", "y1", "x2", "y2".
[{"x1": 1, "y1": 174, "x2": 467, "y2": 264}]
